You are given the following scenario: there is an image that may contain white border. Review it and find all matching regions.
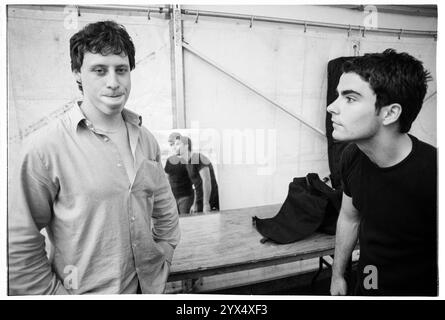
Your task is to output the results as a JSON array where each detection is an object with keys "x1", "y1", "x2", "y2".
[{"x1": 1, "y1": 0, "x2": 442, "y2": 301}]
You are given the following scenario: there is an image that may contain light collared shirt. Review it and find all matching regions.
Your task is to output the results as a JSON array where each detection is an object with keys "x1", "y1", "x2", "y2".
[{"x1": 8, "y1": 101, "x2": 180, "y2": 295}]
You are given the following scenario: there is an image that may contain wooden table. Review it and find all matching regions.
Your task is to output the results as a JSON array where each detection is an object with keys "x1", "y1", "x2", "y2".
[{"x1": 168, "y1": 204, "x2": 340, "y2": 291}]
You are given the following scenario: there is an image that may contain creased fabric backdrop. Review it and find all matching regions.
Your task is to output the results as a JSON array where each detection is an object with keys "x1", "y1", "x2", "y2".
[{"x1": 8, "y1": 5, "x2": 436, "y2": 210}]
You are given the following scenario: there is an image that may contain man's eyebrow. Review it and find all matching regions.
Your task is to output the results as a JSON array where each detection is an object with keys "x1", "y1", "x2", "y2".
[
  {"x1": 89, "y1": 64, "x2": 108, "y2": 69},
  {"x1": 89, "y1": 64, "x2": 129, "y2": 68},
  {"x1": 337, "y1": 89, "x2": 362, "y2": 97}
]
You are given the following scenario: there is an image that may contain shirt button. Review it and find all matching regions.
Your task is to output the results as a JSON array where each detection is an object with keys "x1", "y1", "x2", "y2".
[
  {"x1": 130, "y1": 216, "x2": 136, "y2": 222},
  {"x1": 132, "y1": 243, "x2": 137, "y2": 248},
  {"x1": 103, "y1": 137, "x2": 109, "y2": 142},
  {"x1": 117, "y1": 163, "x2": 122, "y2": 167}
]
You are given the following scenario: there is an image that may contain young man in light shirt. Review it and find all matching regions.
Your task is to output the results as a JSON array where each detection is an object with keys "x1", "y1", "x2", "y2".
[{"x1": 8, "y1": 20, "x2": 180, "y2": 294}]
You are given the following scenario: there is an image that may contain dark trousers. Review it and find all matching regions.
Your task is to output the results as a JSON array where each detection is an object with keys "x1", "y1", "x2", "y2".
[{"x1": 176, "y1": 195, "x2": 194, "y2": 214}]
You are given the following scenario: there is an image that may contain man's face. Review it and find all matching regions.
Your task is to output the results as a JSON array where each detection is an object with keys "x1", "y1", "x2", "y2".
[
  {"x1": 327, "y1": 72, "x2": 382, "y2": 142},
  {"x1": 169, "y1": 139, "x2": 178, "y2": 154},
  {"x1": 74, "y1": 52, "x2": 131, "y2": 116},
  {"x1": 174, "y1": 139, "x2": 189, "y2": 158}
]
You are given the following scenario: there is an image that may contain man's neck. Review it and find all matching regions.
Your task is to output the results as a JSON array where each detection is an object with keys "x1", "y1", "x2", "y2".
[
  {"x1": 356, "y1": 131, "x2": 413, "y2": 168},
  {"x1": 79, "y1": 99, "x2": 124, "y2": 131}
]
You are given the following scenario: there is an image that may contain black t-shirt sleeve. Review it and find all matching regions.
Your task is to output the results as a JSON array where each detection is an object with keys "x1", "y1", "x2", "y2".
[
  {"x1": 340, "y1": 143, "x2": 358, "y2": 197},
  {"x1": 193, "y1": 153, "x2": 211, "y2": 173}
]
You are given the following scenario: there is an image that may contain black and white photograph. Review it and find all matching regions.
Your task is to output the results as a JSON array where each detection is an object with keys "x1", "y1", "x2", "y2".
[{"x1": 3, "y1": 2, "x2": 440, "y2": 299}]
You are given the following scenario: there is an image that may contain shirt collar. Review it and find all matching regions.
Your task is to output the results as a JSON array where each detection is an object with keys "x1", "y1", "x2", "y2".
[
  {"x1": 67, "y1": 100, "x2": 143, "y2": 133},
  {"x1": 122, "y1": 108, "x2": 143, "y2": 127}
]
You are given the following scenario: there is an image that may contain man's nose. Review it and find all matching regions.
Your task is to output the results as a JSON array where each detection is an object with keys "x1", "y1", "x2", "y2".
[
  {"x1": 106, "y1": 72, "x2": 119, "y2": 89},
  {"x1": 327, "y1": 99, "x2": 339, "y2": 115}
]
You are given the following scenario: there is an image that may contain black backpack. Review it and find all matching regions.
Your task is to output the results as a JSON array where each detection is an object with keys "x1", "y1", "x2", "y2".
[{"x1": 253, "y1": 173, "x2": 342, "y2": 244}]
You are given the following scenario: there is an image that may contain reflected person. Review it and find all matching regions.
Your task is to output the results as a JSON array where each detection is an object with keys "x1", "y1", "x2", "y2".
[
  {"x1": 176, "y1": 136, "x2": 220, "y2": 214},
  {"x1": 164, "y1": 132, "x2": 194, "y2": 214}
]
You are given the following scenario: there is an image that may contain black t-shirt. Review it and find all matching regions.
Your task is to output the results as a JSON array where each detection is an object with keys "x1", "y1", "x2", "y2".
[
  {"x1": 186, "y1": 153, "x2": 219, "y2": 210},
  {"x1": 164, "y1": 155, "x2": 193, "y2": 199},
  {"x1": 341, "y1": 135, "x2": 437, "y2": 296}
]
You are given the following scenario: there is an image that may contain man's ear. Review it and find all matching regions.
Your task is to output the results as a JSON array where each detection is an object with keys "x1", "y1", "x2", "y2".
[{"x1": 381, "y1": 103, "x2": 402, "y2": 126}]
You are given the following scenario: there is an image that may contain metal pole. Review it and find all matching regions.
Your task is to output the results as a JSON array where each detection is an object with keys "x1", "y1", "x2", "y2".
[
  {"x1": 181, "y1": 9, "x2": 437, "y2": 39},
  {"x1": 171, "y1": 5, "x2": 186, "y2": 128},
  {"x1": 10, "y1": 4, "x2": 171, "y2": 14},
  {"x1": 76, "y1": 4, "x2": 170, "y2": 14},
  {"x1": 182, "y1": 42, "x2": 326, "y2": 137}
]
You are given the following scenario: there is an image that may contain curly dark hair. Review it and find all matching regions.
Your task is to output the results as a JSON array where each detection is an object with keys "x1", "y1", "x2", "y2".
[
  {"x1": 342, "y1": 49, "x2": 431, "y2": 133},
  {"x1": 70, "y1": 20, "x2": 136, "y2": 91}
]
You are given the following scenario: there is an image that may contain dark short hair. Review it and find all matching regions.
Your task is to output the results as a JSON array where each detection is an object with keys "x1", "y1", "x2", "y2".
[
  {"x1": 168, "y1": 132, "x2": 181, "y2": 143},
  {"x1": 342, "y1": 48, "x2": 431, "y2": 133},
  {"x1": 70, "y1": 20, "x2": 136, "y2": 91}
]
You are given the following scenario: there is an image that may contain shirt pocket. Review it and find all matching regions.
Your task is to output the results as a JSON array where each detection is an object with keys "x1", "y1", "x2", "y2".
[
  {"x1": 133, "y1": 158, "x2": 168, "y2": 219},
  {"x1": 133, "y1": 158, "x2": 165, "y2": 195}
]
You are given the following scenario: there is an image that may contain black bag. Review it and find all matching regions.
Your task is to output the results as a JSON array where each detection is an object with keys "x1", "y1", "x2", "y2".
[{"x1": 253, "y1": 173, "x2": 342, "y2": 244}]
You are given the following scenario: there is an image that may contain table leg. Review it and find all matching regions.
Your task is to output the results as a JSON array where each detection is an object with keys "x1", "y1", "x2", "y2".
[{"x1": 311, "y1": 255, "x2": 333, "y2": 287}]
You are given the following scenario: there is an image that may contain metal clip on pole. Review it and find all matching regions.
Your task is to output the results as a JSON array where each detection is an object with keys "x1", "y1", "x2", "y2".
[
  {"x1": 348, "y1": 25, "x2": 351, "y2": 37},
  {"x1": 398, "y1": 29, "x2": 403, "y2": 40},
  {"x1": 195, "y1": 11, "x2": 199, "y2": 23},
  {"x1": 250, "y1": 16, "x2": 254, "y2": 28},
  {"x1": 147, "y1": 10, "x2": 151, "y2": 20},
  {"x1": 304, "y1": 21, "x2": 307, "y2": 33}
]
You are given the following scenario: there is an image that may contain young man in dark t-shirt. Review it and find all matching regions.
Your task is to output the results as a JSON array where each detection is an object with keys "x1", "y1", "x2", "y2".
[
  {"x1": 175, "y1": 136, "x2": 219, "y2": 213},
  {"x1": 328, "y1": 49, "x2": 437, "y2": 296},
  {"x1": 164, "y1": 132, "x2": 194, "y2": 214}
]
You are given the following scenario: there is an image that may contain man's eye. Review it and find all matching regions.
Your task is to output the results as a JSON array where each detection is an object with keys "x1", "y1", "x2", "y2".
[
  {"x1": 116, "y1": 68, "x2": 128, "y2": 74},
  {"x1": 94, "y1": 68, "x2": 105, "y2": 74},
  {"x1": 346, "y1": 96, "x2": 355, "y2": 103}
]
